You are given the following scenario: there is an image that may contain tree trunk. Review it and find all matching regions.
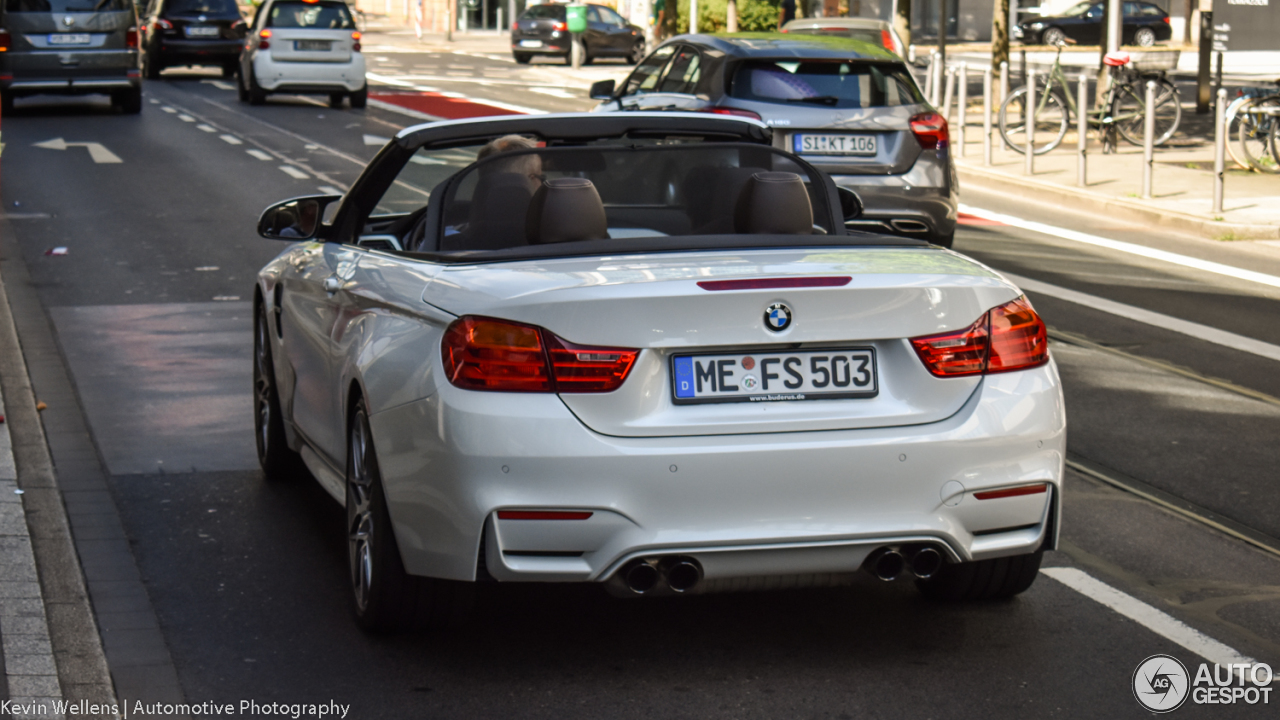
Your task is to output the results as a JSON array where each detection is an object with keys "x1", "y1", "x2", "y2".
[
  {"x1": 893, "y1": 0, "x2": 911, "y2": 49},
  {"x1": 991, "y1": 0, "x2": 1009, "y2": 77},
  {"x1": 727, "y1": 0, "x2": 738, "y2": 31},
  {"x1": 666, "y1": 0, "x2": 677, "y2": 38}
]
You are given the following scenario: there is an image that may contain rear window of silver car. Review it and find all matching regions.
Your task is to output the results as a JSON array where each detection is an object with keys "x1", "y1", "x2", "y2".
[
  {"x1": 266, "y1": 0, "x2": 355, "y2": 29},
  {"x1": 730, "y1": 60, "x2": 923, "y2": 109},
  {"x1": 4, "y1": 0, "x2": 130, "y2": 10}
]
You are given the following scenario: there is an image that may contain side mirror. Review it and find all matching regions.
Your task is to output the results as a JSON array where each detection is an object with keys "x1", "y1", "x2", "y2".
[
  {"x1": 589, "y1": 79, "x2": 616, "y2": 100},
  {"x1": 258, "y1": 195, "x2": 341, "y2": 241},
  {"x1": 837, "y1": 187, "x2": 863, "y2": 220}
]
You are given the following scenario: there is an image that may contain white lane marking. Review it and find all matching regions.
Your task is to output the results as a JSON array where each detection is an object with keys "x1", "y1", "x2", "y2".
[
  {"x1": 1042, "y1": 568, "x2": 1256, "y2": 669},
  {"x1": 366, "y1": 98, "x2": 440, "y2": 122},
  {"x1": 178, "y1": 114, "x2": 196, "y2": 122},
  {"x1": 279, "y1": 165, "x2": 311, "y2": 180},
  {"x1": 246, "y1": 149, "x2": 273, "y2": 161},
  {"x1": 196, "y1": 124, "x2": 217, "y2": 133},
  {"x1": 317, "y1": 186, "x2": 343, "y2": 195},
  {"x1": 32, "y1": 137, "x2": 123, "y2": 164},
  {"x1": 960, "y1": 204, "x2": 1280, "y2": 291},
  {"x1": 529, "y1": 87, "x2": 579, "y2": 98},
  {"x1": 366, "y1": 71, "x2": 416, "y2": 87},
  {"x1": 161, "y1": 106, "x2": 177, "y2": 113},
  {"x1": 194, "y1": 266, "x2": 219, "y2": 271},
  {"x1": 1004, "y1": 272, "x2": 1280, "y2": 362},
  {"x1": 363, "y1": 134, "x2": 390, "y2": 146},
  {"x1": 148, "y1": 99, "x2": 160, "y2": 104},
  {"x1": 220, "y1": 134, "x2": 243, "y2": 145},
  {"x1": 202, "y1": 80, "x2": 236, "y2": 91}
]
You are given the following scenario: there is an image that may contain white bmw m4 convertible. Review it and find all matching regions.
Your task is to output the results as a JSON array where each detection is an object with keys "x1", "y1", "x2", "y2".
[{"x1": 252, "y1": 113, "x2": 1065, "y2": 631}]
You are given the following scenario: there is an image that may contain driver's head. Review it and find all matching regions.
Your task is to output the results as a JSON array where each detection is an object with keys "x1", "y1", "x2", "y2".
[{"x1": 477, "y1": 135, "x2": 543, "y2": 190}]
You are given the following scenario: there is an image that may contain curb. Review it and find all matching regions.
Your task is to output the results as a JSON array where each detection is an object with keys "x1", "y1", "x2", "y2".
[{"x1": 956, "y1": 162, "x2": 1280, "y2": 242}]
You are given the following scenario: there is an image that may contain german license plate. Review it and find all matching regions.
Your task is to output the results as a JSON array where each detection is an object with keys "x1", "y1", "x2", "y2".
[
  {"x1": 793, "y1": 133, "x2": 878, "y2": 156},
  {"x1": 48, "y1": 33, "x2": 91, "y2": 45},
  {"x1": 296, "y1": 40, "x2": 331, "y2": 50},
  {"x1": 519, "y1": 39, "x2": 543, "y2": 47},
  {"x1": 184, "y1": 26, "x2": 220, "y2": 37},
  {"x1": 672, "y1": 348, "x2": 877, "y2": 404}
]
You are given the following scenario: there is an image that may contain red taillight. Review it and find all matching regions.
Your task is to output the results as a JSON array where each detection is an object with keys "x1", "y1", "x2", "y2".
[
  {"x1": 974, "y1": 483, "x2": 1048, "y2": 500},
  {"x1": 698, "y1": 106, "x2": 762, "y2": 120},
  {"x1": 910, "y1": 111, "x2": 949, "y2": 150},
  {"x1": 0, "y1": 30, "x2": 10, "y2": 52},
  {"x1": 552, "y1": 20, "x2": 567, "y2": 31},
  {"x1": 126, "y1": 26, "x2": 138, "y2": 48},
  {"x1": 351, "y1": 30, "x2": 361, "y2": 51},
  {"x1": 497, "y1": 510, "x2": 594, "y2": 520},
  {"x1": 697, "y1": 277, "x2": 851, "y2": 291},
  {"x1": 910, "y1": 296, "x2": 1048, "y2": 377},
  {"x1": 881, "y1": 29, "x2": 894, "y2": 50},
  {"x1": 258, "y1": 28, "x2": 271, "y2": 49},
  {"x1": 1162, "y1": 16, "x2": 1170, "y2": 23},
  {"x1": 511, "y1": 21, "x2": 518, "y2": 31},
  {"x1": 442, "y1": 316, "x2": 638, "y2": 393}
]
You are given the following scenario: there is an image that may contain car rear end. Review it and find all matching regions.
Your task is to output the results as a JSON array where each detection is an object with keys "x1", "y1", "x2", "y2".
[
  {"x1": 510, "y1": 3, "x2": 569, "y2": 59},
  {"x1": 251, "y1": 0, "x2": 364, "y2": 93},
  {"x1": 717, "y1": 54, "x2": 957, "y2": 245},
  {"x1": 146, "y1": 0, "x2": 245, "y2": 73},
  {"x1": 0, "y1": 0, "x2": 139, "y2": 105}
]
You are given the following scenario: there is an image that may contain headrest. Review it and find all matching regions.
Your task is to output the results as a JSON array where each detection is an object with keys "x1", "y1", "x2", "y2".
[
  {"x1": 733, "y1": 172, "x2": 813, "y2": 235},
  {"x1": 526, "y1": 178, "x2": 609, "y2": 244}
]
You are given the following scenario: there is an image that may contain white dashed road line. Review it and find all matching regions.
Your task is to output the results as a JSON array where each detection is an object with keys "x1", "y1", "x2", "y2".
[
  {"x1": 220, "y1": 135, "x2": 243, "y2": 145},
  {"x1": 246, "y1": 149, "x2": 273, "y2": 161},
  {"x1": 1042, "y1": 568, "x2": 1257, "y2": 670},
  {"x1": 317, "y1": 186, "x2": 343, "y2": 195},
  {"x1": 161, "y1": 106, "x2": 177, "y2": 113},
  {"x1": 178, "y1": 114, "x2": 196, "y2": 122},
  {"x1": 196, "y1": 124, "x2": 217, "y2": 133},
  {"x1": 960, "y1": 204, "x2": 1280, "y2": 291},
  {"x1": 1004, "y1": 272, "x2": 1280, "y2": 363},
  {"x1": 279, "y1": 165, "x2": 311, "y2": 180}
]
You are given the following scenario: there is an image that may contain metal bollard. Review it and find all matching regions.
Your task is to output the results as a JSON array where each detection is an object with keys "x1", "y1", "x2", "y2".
[
  {"x1": 1214, "y1": 87, "x2": 1226, "y2": 214},
  {"x1": 1142, "y1": 80, "x2": 1156, "y2": 199},
  {"x1": 933, "y1": 58, "x2": 945, "y2": 107},
  {"x1": 942, "y1": 66, "x2": 955, "y2": 122},
  {"x1": 925, "y1": 53, "x2": 938, "y2": 104},
  {"x1": 1000, "y1": 61, "x2": 1009, "y2": 108},
  {"x1": 1025, "y1": 69, "x2": 1036, "y2": 175},
  {"x1": 957, "y1": 63, "x2": 968, "y2": 157},
  {"x1": 983, "y1": 67, "x2": 993, "y2": 166},
  {"x1": 1077, "y1": 74, "x2": 1089, "y2": 187}
]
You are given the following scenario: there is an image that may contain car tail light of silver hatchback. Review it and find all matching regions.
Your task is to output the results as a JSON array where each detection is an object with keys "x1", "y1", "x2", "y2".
[{"x1": 909, "y1": 112, "x2": 949, "y2": 150}]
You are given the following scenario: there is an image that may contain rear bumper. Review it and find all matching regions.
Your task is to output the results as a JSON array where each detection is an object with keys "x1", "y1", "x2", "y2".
[
  {"x1": 512, "y1": 37, "x2": 571, "y2": 54},
  {"x1": 833, "y1": 154, "x2": 959, "y2": 241},
  {"x1": 155, "y1": 38, "x2": 243, "y2": 64},
  {"x1": 250, "y1": 53, "x2": 366, "y2": 92},
  {"x1": 1, "y1": 50, "x2": 139, "y2": 94},
  {"x1": 368, "y1": 360, "x2": 1066, "y2": 585}
]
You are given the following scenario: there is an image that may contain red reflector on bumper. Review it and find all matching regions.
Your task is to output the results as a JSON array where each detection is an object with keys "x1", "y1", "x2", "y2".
[
  {"x1": 697, "y1": 277, "x2": 852, "y2": 291},
  {"x1": 497, "y1": 510, "x2": 594, "y2": 520},
  {"x1": 973, "y1": 484, "x2": 1048, "y2": 501}
]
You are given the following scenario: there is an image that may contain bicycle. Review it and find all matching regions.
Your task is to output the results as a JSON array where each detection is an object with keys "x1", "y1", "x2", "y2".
[
  {"x1": 997, "y1": 42, "x2": 1181, "y2": 155},
  {"x1": 1227, "y1": 81, "x2": 1280, "y2": 173}
]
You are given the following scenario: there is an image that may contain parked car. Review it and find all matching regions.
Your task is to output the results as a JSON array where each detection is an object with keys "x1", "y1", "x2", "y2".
[
  {"x1": 781, "y1": 17, "x2": 906, "y2": 57},
  {"x1": 1014, "y1": 1, "x2": 1171, "y2": 47},
  {"x1": 0, "y1": 0, "x2": 142, "y2": 113},
  {"x1": 252, "y1": 112, "x2": 1063, "y2": 631},
  {"x1": 591, "y1": 34, "x2": 958, "y2": 247},
  {"x1": 139, "y1": 0, "x2": 246, "y2": 78},
  {"x1": 511, "y1": 2, "x2": 645, "y2": 65},
  {"x1": 237, "y1": 0, "x2": 366, "y2": 108}
]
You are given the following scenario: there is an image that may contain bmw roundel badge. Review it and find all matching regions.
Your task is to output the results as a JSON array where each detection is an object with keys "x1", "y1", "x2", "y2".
[{"x1": 764, "y1": 303, "x2": 792, "y2": 332}]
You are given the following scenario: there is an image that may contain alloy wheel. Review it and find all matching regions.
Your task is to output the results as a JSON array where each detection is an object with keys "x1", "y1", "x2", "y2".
[
  {"x1": 253, "y1": 313, "x2": 273, "y2": 461},
  {"x1": 347, "y1": 412, "x2": 375, "y2": 613}
]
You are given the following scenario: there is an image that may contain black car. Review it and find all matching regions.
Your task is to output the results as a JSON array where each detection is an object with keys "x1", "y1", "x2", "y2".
[
  {"x1": 511, "y1": 2, "x2": 645, "y2": 65},
  {"x1": 140, "y1": 0, "x2": 246, "y2": 78},
  {"x1": 1015, "y1": 1, "x2": 1171, "y2": 47}
]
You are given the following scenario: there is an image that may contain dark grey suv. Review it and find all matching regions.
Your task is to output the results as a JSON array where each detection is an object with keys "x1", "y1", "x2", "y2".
[
  {"x1": 591, "y1": 34, "x2": 957, "y2": 246},
  {"x1": 1, "y1": 0, "x2": 142, "y2": 113}
]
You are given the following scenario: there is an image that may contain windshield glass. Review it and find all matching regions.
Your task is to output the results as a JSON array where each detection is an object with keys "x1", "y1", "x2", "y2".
[
  {"x1": 5, "y1": 0, "x2": 129, "y2": 11},
  {"x1": 166, "y1": 0, "x2": 238, "y2": 14},
  {"x1": 380, "y1": 143, "x2": 834, "y2": 252},
  {"x1": 267, "y1": 0, "x2": 355, "y2": 28},
  {"x1": 731, "y1": 60, "x2": 923, "y2": 109}
]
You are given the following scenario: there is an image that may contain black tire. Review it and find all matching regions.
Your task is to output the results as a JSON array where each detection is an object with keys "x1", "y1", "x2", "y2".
[
  {"x1": 626, "y1": 41, "x2": 646, "y2": 65},
  {"x1": 346, "y1": 403, "x2": 471, "y2": 633},
  {"x1": 1237, "y1": 96, "x2": 1280, "y2": 173},
  {"x1": 236, "y1": 67, "x2": 249, "y2": 102},
  {"x1": 513, "y1": 52, "x2": 532, "y2": 64},
  {"x1": 916, "y1": 550, "x2": 1043, "y2": 601},
  {"x1": 222, "y1": 62, "x2": 237, "y2": 78},
  {"x1": 581, "y1": 42, "x2": 594, "y2": 65},
  {"x1": 1114, "y1": 78, "x2": 1181, "y2": 147},
  {"x1": 1041, "y1": 27, "x2": 1066, "y2": 47},
  {"x1": 143, "y1": 48, "x2": 163, "y2": 80},
  {"x1": 1, "y1": 90, "x2": 13, "y2": 115},
  {"x1": 349, "y1": 84, "x2": 368, "y2": 109},
  {"x1": 247, "y1": 68, "x2": 267, "y2": 105},
  {"x1": 998, "y1": 85, "x2": 1070, "y2": 155},
  {"x1": 328, "y1": 92, "x2": 346, "y2": 109},
  {"x1": 254, "y1": 301, "x2": 304, "y2": 480},
  {"x1": 1133, "y1": 27, "x2": 1156, "y2": 48},
  {"x1": 113, "y1": 87, "x2": 143, "y2": 114}
]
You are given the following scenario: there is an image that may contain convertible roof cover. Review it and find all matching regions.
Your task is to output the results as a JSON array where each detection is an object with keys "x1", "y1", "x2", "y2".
[{"x1": 395, "y1": 112, "x2": 773, "y2": 149}]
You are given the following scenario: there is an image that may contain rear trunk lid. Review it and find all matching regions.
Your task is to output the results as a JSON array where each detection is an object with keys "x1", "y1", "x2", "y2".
[{"x1": 426, "y1": 247, "x2": 1021, "y2": 438}]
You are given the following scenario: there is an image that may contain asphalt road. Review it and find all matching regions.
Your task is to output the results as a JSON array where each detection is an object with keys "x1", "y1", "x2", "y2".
[{"x1": 2, "y1": 49, "x2": 1279, "y2": 719}]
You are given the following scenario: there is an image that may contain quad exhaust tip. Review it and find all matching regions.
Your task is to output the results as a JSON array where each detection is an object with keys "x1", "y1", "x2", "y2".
[
  {"x1": 662, "y1": 557, "x2": 703, "y2": 593},
  {"x1": 620, "y1": 556, "x2": 704, "y2": 594},
  {"x1": 871, "y1": 549, "x2": 906, "y2": 581},
  {"x1": 624, "y1": 561, "x2": 660, "y2": 594},
  {"x1": 910, "y1": 547, "x2": 943, "y2": 579},
  {"x1": 866, "y1": 546, "x2": 946, "y2": 581}
]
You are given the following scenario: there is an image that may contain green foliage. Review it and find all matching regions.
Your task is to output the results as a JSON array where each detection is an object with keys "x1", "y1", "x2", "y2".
[{"x1": 676, "y1": 0, "x2": 782, "y2": 34}]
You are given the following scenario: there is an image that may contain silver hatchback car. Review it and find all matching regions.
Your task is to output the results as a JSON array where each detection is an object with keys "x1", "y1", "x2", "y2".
[{"x1": 591, "y1": 34, "x2": 957, "y2": 247}]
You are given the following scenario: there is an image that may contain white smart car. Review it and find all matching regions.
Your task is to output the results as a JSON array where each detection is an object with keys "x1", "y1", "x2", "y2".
[
  {"x1": 253, "y1": 113, "x2": 1065, "y2": 632},
  {"x1": 238, "y1": 0, "x2": 367, "y2": 108}
]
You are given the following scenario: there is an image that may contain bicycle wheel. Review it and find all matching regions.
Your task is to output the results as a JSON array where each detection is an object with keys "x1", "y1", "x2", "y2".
[
  {"x1": 998, "y1": 86, "x2": 1069, "y2": 155},
  {"x1": 1226, "y1": 98, "x2": 1254, "y2": 170},
  {"x1": 1239, "y1": 97, "x2": 1280, "y2": 173},
  {"x1": 1114, "y1": 79, "x2": 1181, "y2": 146},
  {"x1": 1269, "y1": 113, "x2": 1280, "y2": 170}
]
